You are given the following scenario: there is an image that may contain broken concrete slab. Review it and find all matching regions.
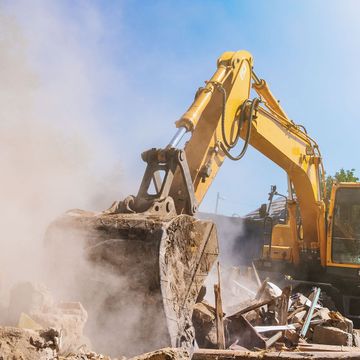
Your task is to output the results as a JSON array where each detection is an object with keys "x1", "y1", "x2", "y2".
[
  {"x1": 353, "y1": 329, "x2": 360, "y2": 347},
  {"x1": 327, "y1": 311, "x2": 354, "y2": 333},
  {"x1": 313, "y1": 325, "x2": 353, "y2": 347}
]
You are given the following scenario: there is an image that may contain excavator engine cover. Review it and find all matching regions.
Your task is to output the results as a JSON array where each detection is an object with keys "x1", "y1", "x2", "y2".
[{"x1": 45, "y1": 209, "x2": 218, "y2": 355}]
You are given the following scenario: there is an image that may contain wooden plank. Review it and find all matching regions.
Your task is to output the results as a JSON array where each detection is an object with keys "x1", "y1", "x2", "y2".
[
  {"x1": 228, "y1": 298, "x2": 273, "y2": 318},
  {"x1": 214, "y1": 284, "x2": 225, "y2": 349},
  {"x1": 252, "y1": 262, "x2": 262, "y2": 287},
  {"x1": 255, "y1": 277, "x2": 269, "y2": 300},
  {"x1": 264, "y1": 352, "x2": 360, "y2": 359},
  {"x1": 278, "y1": 286, "x2": 291, "y2": 325},
  {"x1": 265, "y1": 331, "x2": 282, "y2": 348},
  {"x1": 193, "y1": 348, "x2": 360, "y2": 360},
  {"x1": 255, "y1": 324, "x2": 299, "y2": 333},
  {"x1": 226, "y1": 314, "x2": 266, "y2": 350},
  {"x1": 297, "y1": 343, "x2": 360, "y2": 352},
  {"x1": 287, "y1": 305, "x2": 306, "y2": 321},
  {"x1": 214, "y1": 262, "x2": 225, "y2": 349}
]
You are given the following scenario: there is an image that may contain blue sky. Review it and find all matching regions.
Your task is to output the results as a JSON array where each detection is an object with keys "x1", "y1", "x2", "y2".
[
  {"x1": 102, "y1": 0, "x2": 360, "y2": 215},
  {"x1": 5, "y1": 0, "x2": 360, "y2": 216}
]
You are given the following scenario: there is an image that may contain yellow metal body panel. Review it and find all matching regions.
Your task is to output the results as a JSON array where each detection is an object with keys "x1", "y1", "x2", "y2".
[
  {"x1": 263, "y1": 245, "x2": 292, "y2": 261},
  {"x1": 264, "y1": 201, "x2": 300, "y2": 264},
  {"x1": 246, "y1": 105, "x2": 326, "y2": 264},
  {"x1": 271, "y1": 224, "x2": 292, "y2": 247}
]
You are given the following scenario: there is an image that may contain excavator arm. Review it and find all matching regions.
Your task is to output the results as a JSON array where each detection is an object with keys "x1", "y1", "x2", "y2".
[{"x1": 169, "y1": 51, "x2": 326, "y2": 265}]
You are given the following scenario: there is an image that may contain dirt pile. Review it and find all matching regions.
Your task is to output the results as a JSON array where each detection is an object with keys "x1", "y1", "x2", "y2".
[{"x1": 0, "y1": 327, "x2": 58, "y2": 360}]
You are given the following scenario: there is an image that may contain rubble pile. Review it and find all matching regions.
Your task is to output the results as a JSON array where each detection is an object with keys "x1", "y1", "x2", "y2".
[
  {"x1": 1, "y1": 274, "x2": 360, "y2": 359},
  {"x1": 0, "y1": 326, "x2": 116, "y2": 359},
  {"x1": 4, "y1": 282, "x2": 90, "y2": 352},
  {"x1": 192, "y1": 273, "x2": 360, "y2": 356}
]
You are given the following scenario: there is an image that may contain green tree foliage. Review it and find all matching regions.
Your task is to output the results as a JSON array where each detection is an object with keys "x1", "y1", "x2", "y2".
[{"x1": 325, "y1": 168, "x2": 359, "y2": 201}]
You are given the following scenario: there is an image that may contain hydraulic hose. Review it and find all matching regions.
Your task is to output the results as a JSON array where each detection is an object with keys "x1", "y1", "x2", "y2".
[{"x1": 219, "y1": 96, "x2": 260, "y2": 161}]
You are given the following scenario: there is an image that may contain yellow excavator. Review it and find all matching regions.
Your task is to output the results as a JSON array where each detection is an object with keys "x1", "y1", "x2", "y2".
[{"x1": 46, "y1": 50, "x2": 360, "y2": 355}]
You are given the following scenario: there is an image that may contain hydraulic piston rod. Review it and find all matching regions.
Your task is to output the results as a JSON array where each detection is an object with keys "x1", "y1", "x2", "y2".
[{"x1": 167, "y1": 126, "x2": 187, "y2": 148}]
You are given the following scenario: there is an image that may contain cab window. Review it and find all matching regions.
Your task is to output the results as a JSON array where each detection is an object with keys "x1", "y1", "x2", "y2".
[{"x1": 332, "y1": 188, "x2": 360, "y2": 264}]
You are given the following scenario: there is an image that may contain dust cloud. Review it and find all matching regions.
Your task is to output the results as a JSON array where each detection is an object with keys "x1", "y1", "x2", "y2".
[
  {"x1": 0, "y1": 2, "x2": 260, "y2": 356},
  {"x1": 0, "y1": 1, "x2": 134, "y2": 355},
  {"x1": 199, "y1": 213, "x2": 259, "y2": 311}
]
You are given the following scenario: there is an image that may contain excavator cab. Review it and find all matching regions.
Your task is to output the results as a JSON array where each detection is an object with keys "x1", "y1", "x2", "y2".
[
  {"x1": 328, "y1": 183, "x2": 360, "y2": 266},
  {"x1": 325, "y1": 183, "x2": 360, "y2": 321}
]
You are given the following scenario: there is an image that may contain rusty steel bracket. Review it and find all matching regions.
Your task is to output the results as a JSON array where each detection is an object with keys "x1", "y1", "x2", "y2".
[{"x1": 130, "y1": 147, "x2": 198, "y2": 216}]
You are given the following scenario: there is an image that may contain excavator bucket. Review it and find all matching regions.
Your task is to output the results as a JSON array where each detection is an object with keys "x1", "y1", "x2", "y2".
[{"x1": 44, "y1": 209, "x2": 218, "y2": 355}]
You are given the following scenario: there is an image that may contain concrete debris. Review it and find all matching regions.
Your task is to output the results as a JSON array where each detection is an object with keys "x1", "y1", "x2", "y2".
[
  {"x1": 353, "y1": 329, "x2": 360, "y2": 347},
  {"x1": 313, "y1": 325, "x2": 353, "y2": 346},
  {"x1": 327, "y1": 310, "x2": 354, "y2": 333},
  {"x1": 4, "y1": 281, "x2": 90, "y2": 353},
  {"x1": 192, "y1": 270, "x2": 360, "y2": 358}
]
